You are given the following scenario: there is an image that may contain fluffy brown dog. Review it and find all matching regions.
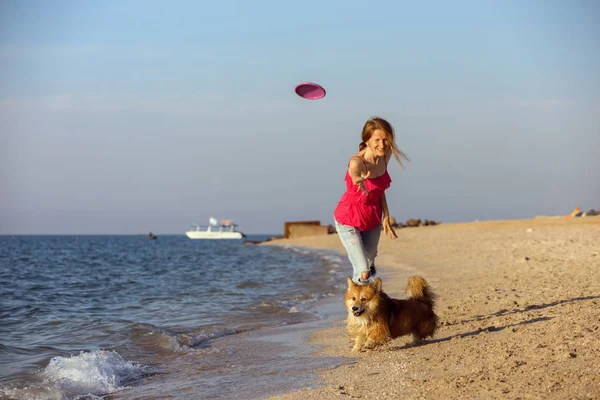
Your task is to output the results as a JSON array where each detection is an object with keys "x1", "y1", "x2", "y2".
[{"x1": 345, "y1": 276, "x2": 438, "y2": 352}]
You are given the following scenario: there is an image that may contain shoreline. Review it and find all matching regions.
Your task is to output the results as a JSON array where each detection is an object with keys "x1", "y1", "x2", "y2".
[{"x1": 263, "y1": 217, "x2": 600, "y2": 399}]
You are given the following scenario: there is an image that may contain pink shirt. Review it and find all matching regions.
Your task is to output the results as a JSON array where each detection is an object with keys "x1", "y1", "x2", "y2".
[{"x1": 334, "y1": 170, "x2": 392, "y2": 231}]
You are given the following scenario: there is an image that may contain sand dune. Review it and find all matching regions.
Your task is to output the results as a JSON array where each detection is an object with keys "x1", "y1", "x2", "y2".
[{"x1": 265, "y1": 217, "x2": 600, "y2": 399}]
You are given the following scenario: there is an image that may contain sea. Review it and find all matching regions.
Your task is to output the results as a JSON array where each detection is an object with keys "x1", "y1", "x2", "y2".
[{"x1": 0, "y1": 235, "x2": 353, "y2": 400}]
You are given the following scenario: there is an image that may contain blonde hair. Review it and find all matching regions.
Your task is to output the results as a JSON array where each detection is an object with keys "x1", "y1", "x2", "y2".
[{"x1": 358, "y1": 117, "x2": 410, "y2": 168}]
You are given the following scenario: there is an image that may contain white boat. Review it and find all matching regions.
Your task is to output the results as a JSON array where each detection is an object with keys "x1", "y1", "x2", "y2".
[{"x1": 185, "y1": 218, "x2": 245, "y2": 240}]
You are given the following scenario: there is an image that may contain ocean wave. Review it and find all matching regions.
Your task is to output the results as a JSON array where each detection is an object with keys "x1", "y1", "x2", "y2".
[
  {"x1": 172, "y1": 328, "x2": 239, "y2": 349},
  {"x1": 1, "y1": 350, "x2": 146, "y2": 400},
  {"x1": 280, "y1": 245, "x2": 344, "y2": 264},
  {"x1": 129, "y1": 323, "x2": 242, "y2": 352},
  {"x1": 252, "y1": 294, "x2": 325, "y2": 316}
]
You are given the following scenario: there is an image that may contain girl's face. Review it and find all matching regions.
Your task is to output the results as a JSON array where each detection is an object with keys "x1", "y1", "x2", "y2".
[{"x1": 367, "y1": 129, "x2": 389, "y2": 157}]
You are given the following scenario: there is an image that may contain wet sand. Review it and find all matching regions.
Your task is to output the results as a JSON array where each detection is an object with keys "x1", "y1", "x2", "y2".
[{"x1": 264, "y1": 217, "x2": 600, "y2": 399}]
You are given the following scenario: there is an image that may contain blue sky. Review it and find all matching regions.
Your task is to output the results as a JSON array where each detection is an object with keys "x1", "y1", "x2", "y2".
[{"x1": 1, "y1": 0, "x2": 598, "y2": 234}]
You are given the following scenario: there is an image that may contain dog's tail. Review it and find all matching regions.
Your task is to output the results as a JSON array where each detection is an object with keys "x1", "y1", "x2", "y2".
[{"x1": 406, "y1": 276, "x2": 437, "y2": 306}]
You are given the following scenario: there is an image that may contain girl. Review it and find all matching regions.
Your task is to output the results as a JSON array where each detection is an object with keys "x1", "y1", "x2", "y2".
[{"x1": 334, "y1": 117, "x2": 409, "y2": 284}]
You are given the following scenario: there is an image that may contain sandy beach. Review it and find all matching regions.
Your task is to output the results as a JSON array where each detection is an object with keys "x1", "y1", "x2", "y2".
[{"x1": 264, "y1": 217, "x2": 600, "y2": 399}]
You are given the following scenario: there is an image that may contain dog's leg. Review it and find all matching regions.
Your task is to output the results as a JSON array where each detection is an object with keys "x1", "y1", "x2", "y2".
[
  {"x1": 414, "y1": 318, "x2": 436, "y2": 344},
  {"x1": 363, "y1": 337, "x2": 377, "y2": 349},
  {"x1": 411, "y1": 333, "x2": 422, "y2": 346},
  {"x1": 364, "y1": 333, "x2": 386, "y2": 349},
  {"x1": 352, "y1": 334, "x2": 366, "y2": 352},
  {"x1": 364, "y1": 321, "x2": 390, "y2": 349},
  {"x1": 347, "y1": 321, "x2": 359, "y2": 346}
]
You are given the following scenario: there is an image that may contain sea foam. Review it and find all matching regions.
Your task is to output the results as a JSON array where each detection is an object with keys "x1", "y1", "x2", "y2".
[{"x1": 41, "y1": 350, "x2": 145, "y2": 398}]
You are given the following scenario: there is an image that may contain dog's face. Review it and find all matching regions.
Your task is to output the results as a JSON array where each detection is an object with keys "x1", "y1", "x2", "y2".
[{"x1": 344, "y1": 277, "x2": 383, "y2": 317}]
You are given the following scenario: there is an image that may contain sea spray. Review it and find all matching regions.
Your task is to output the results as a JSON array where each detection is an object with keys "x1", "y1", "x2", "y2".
[{"x1": 41, "y1": 350, "x2": 146, "y2": 398}]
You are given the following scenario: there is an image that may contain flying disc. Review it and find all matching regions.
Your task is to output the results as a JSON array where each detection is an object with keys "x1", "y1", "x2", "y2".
[{"x1": 294, "y1": 82, "x2": 326, "y2": 100}]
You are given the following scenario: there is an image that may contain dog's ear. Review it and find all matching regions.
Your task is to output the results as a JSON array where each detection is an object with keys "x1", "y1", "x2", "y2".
[
  {"x1": 347, "y1": 276, "x2": 355, "y2": 290},
  {"x1": 372, "y1": 278, "x2": 383, "y2": 292}
]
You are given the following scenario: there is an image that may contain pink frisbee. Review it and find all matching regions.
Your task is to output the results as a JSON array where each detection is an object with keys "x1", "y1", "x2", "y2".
[{"x1": 294, "y1": 82, "x2": 326, "y2": 100}]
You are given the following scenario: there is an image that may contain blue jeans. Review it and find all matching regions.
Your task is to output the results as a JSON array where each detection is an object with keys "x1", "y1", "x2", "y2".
[{"x1": 334, "y1": 219, "x2": 381, "y2": 285}]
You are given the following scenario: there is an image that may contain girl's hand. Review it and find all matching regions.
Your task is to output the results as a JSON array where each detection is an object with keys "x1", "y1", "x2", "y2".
[
  {"x1": 382, "y1": 216, "x2": 398, "y2": 240},
  {"x1": 354, "y1": 170, "x2": 370, "y2": 195}
]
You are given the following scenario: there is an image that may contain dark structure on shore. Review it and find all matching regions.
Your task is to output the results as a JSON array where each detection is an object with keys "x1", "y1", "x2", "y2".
[{"x1": 284, "y1": 220, "x2": 331, "y2": 239}]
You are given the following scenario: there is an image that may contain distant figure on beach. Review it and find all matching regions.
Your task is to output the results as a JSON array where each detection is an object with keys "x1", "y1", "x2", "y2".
[{"x1": 333, "y1": 117, "x2": 409, "y2": 284}]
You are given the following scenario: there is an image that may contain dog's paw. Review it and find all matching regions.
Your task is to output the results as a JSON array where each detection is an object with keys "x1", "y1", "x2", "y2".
[
  {"x1": 363, "y1": 339, "x2": 377, "y2": 350},
  {"x1": 351, "y1": 344, "x2": 363, "y2": 353}
]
